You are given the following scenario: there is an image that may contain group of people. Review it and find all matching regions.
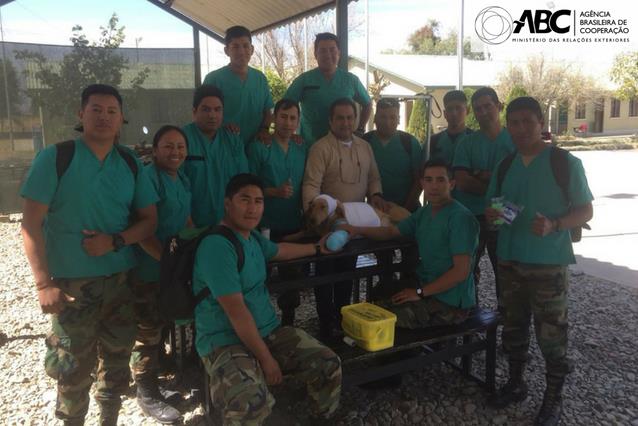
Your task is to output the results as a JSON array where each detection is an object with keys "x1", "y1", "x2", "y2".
[{"x1": 20, "y1": 24, "x2": 593, "y2": 426}]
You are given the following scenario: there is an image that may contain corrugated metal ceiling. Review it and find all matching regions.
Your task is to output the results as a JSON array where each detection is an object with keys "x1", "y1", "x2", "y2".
[{"x1": 157, "y1": 0, "x2": 337, "y2": 37}]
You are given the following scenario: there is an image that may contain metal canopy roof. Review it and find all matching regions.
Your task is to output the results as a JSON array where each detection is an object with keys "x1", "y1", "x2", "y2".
[{"x1": 146, "y1": 0, "x2": 338, "y2": 42}]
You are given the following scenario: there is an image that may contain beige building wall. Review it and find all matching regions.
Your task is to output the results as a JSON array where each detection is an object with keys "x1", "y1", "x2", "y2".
[{"x1": 603, "y1": 98, "x2": 638, "y2": 132}]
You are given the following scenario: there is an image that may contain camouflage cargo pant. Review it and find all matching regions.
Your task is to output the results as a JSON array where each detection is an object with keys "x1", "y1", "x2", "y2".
[
  {"x1": 498, "y1": 262, "x2": 571, "y2": 380},
  {"x1": 201, "y1": 326, "x2": 342, "y2": 425},
  {"x1": 44, "y1": 272, "x2": 136, "y2": 421},
  {"x1": 374, "y1": 278, "x2": 470, "y2": 329},
  {"x1": 129, "y1": 276, "x2": 165, "y2": 381},
  {"x1": 376, "y1": 297, "x2": 469, "y2": 329}
]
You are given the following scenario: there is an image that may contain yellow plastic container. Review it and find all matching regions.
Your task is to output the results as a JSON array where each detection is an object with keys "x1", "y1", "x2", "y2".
[{"x1": 340, "y1": 302, "x2": 397, "y2": 352}]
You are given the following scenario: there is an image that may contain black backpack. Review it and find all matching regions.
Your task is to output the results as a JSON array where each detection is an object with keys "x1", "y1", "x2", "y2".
[
  {"x1": 362, "y1": 130, "x2": 414, "y2": 157},
  {"x1": 55, "y1": 139, "x2": 138, "y2": 180},
  {"x1": 496, "y1": 146, "x2": 590, "y2": 242},
  {"x1": 158, "y1": 224, "x2": 245, "y2": 321}
]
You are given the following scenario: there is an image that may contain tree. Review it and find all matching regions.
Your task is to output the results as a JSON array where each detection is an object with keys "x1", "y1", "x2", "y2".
[
  {"x1": 15, "y1": 14, "x2": 149, "y2": 139},
  {"x1": 0, "y1": 58, "x2": 22, "y2": 132},
  {"x1": 463, "y1": 87, "x2": 480, "y2": 130},
  {"x1": 407, "y1": 98, "x2": 430, "y2": 143},
  {"x1": 500, "y1": 85, "x2": 528, "y2": 124},
  {"x1": 391, "y1": 19, "x2": 484, "y2": 60},
  {"x1": 497, "y1": 55, "x2": 603, "y2": 129},
  {"x1": 264, "y1": 69, "x2": 287, "y2": 103},
  {"x1": 610, "y1": 52, "x2": 638, "y2": 100}
]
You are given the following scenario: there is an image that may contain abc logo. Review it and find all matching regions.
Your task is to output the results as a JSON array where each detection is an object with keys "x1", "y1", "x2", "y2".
[{"x1": 475, "y1": 6, "x2": 514, "y2": 45}]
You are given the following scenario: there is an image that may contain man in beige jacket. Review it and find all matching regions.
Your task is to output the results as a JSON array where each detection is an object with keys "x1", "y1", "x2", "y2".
[{"x1": 302, "y1": 97, "x2": 388, "y2": 341}]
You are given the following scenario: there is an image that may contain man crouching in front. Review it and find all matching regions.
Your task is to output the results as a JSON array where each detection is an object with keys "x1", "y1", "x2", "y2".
[{"x1": 193, "y1": 173, "x2": 342, "y2": 425}]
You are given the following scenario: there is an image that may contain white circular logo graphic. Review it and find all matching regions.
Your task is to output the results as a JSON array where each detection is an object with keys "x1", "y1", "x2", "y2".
[{"x1": 475, "y1": 6, "x2": 513, "y2": 45}]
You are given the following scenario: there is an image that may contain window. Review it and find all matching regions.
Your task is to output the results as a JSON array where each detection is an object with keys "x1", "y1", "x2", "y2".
[
  {"x1": 575, "y1": 102, "x2": 586, "y2": 119},
  {"x1": 610, "y1": 98, "x2": 621, "y2": 118},
  {"x1": 629, "y1": 98, "x2": 638, "y2": 117}
]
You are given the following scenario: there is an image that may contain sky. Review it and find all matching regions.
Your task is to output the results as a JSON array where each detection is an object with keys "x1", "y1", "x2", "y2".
[{"x1": 1, "y1": 0, "x2": 637, "y2": 82}]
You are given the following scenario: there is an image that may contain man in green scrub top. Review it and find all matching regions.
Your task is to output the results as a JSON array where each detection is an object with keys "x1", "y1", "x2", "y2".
[
  {"x1": 339, "y1": 159, "x2": 479, "y2": 327},
  {"x1": 485, "y1": 97, "x2": 593, "y2": 426},
  {"x1": 365, "y1": 98, "x2": 422, "y2": 211},
  {"x1": 182, "y1": 85, "x2": 249, "y2": 227},
  {"x1": 429, "y1": 90, "x2": 473, "y2": 166},
  {"x1": 284, "y1": 32, "x2": 372, "y2": 145},
  {"x1": 20, "y1": 84, "x2": 158, "y2": 425},
  {"x1": 203, "y1": 26, "x2": 274, "y2": 147},
  {"x1": 453, "y1": 87, "x2": 515, "y2": 308},
  {"x1": 194, "y1": 174, "x2": 341, "y2": 425},
  {"x1": 247, "y1": 98, "x2": 307, "y2": 326}
]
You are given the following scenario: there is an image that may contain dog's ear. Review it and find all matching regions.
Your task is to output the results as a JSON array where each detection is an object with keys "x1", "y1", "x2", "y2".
[{"x1": 335, "y1": 202, "x2": 345, "y2": 218}]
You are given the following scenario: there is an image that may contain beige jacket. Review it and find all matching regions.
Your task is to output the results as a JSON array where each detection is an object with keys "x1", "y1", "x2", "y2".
[{"x1": 302, "y1": 132, "x2": 382, "y2": 210}]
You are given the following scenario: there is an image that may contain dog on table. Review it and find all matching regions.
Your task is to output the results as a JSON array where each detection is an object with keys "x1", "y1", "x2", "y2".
[{"x1": 304, "y1": 194, "x2": 411, "y2": 237}]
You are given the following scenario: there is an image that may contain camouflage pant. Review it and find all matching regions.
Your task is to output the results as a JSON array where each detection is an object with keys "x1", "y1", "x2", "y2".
[
  {"x1": 373, "y1": 278, "x2": 469, "y2": 329},
  {"x1": 129, "y1": 276, "x2": 165, "y2": 381},
  {"x1": 44, "y1": 272, "x2": 136, "y2": 421},
  {"x1": 201, "y1": 326, "x2": 342, "y2": 425},
  {"x1": 498, "y1": 262, "x2": 571, "y2": 379},
  {"x1": 376, "y1": 297, "x2": 469, "y2": 329}
]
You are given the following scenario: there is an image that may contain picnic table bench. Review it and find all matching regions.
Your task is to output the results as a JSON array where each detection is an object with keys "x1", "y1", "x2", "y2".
[{"x1": 193, "y1": 237, "x2": 499, "y2": 422}]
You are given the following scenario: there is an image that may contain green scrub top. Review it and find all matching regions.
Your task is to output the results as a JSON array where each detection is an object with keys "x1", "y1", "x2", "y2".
[
  {"x1": 20, "y1": 139, "x2": 158, "y2": 279},
  {"x1": 485, "y1": 146, "x2": 593, "y2": 265},
  {"x1": 398, "y1": 200, "x2": 479, "y2": 309},
  {"x1": 134, "y1": 164, "x2": 192, "y2": 283},
  {"x1": 182, "y1": 123, "x2": 249, "y2": 227},
  {"x1": 367, "y1": 132, "x2": 422, "y2": 206},
  {"x1": 203, "y1": 66, "x2": 274, "y2": 146},
  {"x1": 193, "y1": 230, "x2": 280, "y2": 356},
  {"x1": 284, "y1": 67, "x2": 371, "y2": 145},
  {"x1": 452, "y1": 128, "x2": 515, "y2": 215},
  {"x1": 429, "y1": 128, "x2": 473, "y2": 166},
  {"x1": 247, "y1": 137, "x2": 307, "y2": 233}
]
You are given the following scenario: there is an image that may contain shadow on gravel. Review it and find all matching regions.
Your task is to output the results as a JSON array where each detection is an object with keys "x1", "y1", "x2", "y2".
[{"x1": 0, "y1": 332, "x2": 45, "y2": 348}]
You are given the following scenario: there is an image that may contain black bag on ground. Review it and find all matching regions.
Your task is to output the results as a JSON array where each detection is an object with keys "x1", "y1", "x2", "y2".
[{"x1": 158, "y1": 224, "x2": 244, "y2": 321}]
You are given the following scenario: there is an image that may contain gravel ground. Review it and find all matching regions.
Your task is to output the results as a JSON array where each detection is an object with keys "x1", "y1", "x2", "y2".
[{"x1": 1, "y1": 220, "x2": 637, "y2": 425}]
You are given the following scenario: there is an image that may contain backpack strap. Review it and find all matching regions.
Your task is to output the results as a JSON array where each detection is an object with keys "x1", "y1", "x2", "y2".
[
  {"x1": 55, "y1": 140, "x2": 76, "y2": 180},
  {"x1": 549, "y1": 146, "x2": 570, "y2": 205},
  {"x1": 496, "y1": 152, "x2": 517, "y2": 196},
  {"x1": 114, "y1": 145, "x2": 139, "y2": 179},
  {"x1": 193, "y1": 224, "x2": 246, "y2": 305}
]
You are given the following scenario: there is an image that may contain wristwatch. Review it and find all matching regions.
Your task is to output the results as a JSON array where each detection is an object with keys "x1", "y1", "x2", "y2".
[
  {"x1": 416, "y1": 286, "x2": 425, "y2": 299},
  {"x1": 111, "y1": 233, "x2": 125, "y2": 252}
]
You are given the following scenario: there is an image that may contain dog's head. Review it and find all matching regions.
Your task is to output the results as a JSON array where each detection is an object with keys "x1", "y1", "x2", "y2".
[{"x1": 305, "y1": 197, "x2": 331, "y2": 229}]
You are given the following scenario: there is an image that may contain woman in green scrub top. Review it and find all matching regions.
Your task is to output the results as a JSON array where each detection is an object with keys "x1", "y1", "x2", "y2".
[{"x1": 131, "y1": 125, "x2": 193, "y2": 424}]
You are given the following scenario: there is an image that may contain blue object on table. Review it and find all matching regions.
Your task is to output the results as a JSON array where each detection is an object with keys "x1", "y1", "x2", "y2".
[{"x1": 326, "y1": 230, "x2": 350, "y2": 252}]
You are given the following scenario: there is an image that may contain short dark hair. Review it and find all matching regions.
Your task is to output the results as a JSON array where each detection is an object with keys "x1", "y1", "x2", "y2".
[
  {"x1": 376, "y1": 98, "x2": 400, "y2": 111},
  {"x1": 471, "y1": 86, "x2": 500, "y2": 106},
  {"x1": 422, "y1": 158, "x2": 453, "y2": 180},
  {"x1": 193, "y1": 85, "x2": 224, "y2": 109},
  {"x1": 506, "y1": 96, "x2": 544, "y2": 121},
  {"x1": 225, "y1": 25, "x2": 252, "y2": 45},
  {"x1": 274, "y1": 98, "x2": 300, "y2": 115},
  {"x1": 225, "y1": 173, "x2": 265, "y2": 199},
  {"x1": 329, "y1": 98, "x2": 357, "y2": 119},
  {"x1": 314, "y1": 32, "x2": 339, "y2": 50},
  {"x1": 443, "y1": 90, "x2": 467, "y2": 107},
  {"x1": 152, "y1": 125, "x2": 188, "y2": 148},
  {"x1": 81, "y1": 84, "x2": 122, "y2": 109}
]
